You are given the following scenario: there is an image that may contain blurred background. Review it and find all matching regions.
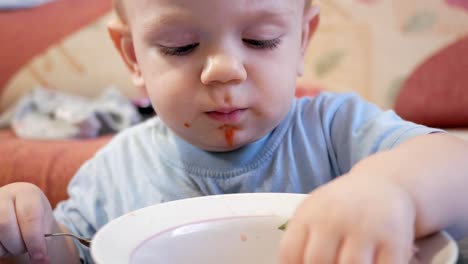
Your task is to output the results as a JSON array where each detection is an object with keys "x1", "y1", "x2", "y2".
[{"x1": 1, "y1": 0, "x2": 467, "y2": 111}]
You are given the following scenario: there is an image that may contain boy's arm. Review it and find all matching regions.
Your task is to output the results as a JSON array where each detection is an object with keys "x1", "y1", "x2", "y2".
[
  {"x1": 279, "y1": 132, "x2": 467, "y2": 264},
  {"x1": 351, "y1": 132, "x2": 468, "y2": 238}
]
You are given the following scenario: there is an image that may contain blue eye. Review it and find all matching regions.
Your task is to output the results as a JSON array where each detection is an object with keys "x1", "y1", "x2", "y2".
[
  {"x1": 159, "y1": 43, "x2": 199, "y2": 56},
  {"x1": 243, "y1": 38, "x2": 281, "y2": 50}
]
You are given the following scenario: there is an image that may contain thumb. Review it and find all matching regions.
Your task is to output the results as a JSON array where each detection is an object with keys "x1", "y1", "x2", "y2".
[{"x1": 15, "y1": 192, "x2": 52, "y2": 263}]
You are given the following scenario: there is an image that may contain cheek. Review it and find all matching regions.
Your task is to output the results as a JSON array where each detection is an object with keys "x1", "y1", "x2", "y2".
[
  {"x1": 146, "y1": 78, "x2": 204, "y2": 129},
  {"x1": 250, "y1": 57, "x2": 298, "y2": 99},
  {"x1": 147, "y1": 81, "x2": 186, "y2": 114},
  {"x1": 140, "y1": 60, "x2": 198, "y2": 108},
  {"x1": 250, "y1": 62, "x2": 297, "y2": 119},
  {"x1": 253, "y1": 41, "x2": 301, "y2": 85}
]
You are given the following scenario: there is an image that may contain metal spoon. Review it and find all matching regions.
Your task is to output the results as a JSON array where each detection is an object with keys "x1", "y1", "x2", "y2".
[{"x1": 44, "y1": 233, "x2": 91, "y2": 247}]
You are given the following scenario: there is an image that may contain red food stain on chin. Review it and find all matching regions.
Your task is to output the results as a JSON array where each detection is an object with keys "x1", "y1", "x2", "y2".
[{"x1": 218, "y1": 125, "x2": 237, "y2": 147}]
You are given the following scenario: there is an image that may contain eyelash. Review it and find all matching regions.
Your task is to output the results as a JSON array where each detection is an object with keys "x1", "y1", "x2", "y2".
[
  {"x1": 158, "y1": 38, "x2": 281, "y2": 56},
  {"x1": 243, "y1": 38, "x2": 282, "y2": 50},
  {"x1": 159, "y1": 43, "x2": 200, "y2": 56}
]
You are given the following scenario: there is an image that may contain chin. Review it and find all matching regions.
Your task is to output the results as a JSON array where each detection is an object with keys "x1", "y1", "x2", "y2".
[
  {"x1": 209, "y1": 135, "x2": 265, "y2": 152},
  {"x1": 197, "y1": 137, "x2": 253, "y2": 152},
  {"x1": 188, "y1": 127, "x2": 269, "y2": 152},
  {"x1": 201, "y1": 143, "x2": 245, "y2": 153}
]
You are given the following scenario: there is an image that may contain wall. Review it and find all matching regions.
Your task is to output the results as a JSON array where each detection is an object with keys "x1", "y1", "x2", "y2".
[{"x1": 301, "y1": 0, "x2": 468, "y2": 108}]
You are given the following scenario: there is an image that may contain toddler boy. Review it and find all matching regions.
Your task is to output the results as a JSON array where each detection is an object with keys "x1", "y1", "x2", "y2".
[{"x1": 1, "y1": 0, "x2": 468, "y2": 263}]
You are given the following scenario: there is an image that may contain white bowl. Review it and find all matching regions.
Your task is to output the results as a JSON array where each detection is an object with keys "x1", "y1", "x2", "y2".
[{"x1": 91, "y1": 193, "x2": 458, "y2": 264}]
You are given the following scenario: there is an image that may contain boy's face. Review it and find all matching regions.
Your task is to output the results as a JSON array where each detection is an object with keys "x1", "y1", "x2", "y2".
[{"x1": 114, "y1": 0, "x2": 317, "y2": 151}]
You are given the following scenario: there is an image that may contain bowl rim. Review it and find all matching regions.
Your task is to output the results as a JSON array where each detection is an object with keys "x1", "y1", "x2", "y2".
[{"x1": 91, "y1": 193, "x2": 307, "y2": 263}]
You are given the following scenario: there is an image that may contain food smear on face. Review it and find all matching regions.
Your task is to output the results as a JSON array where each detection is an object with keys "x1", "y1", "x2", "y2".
[
  {"x1": 184, "y1": 123, "x2": 191, "y2": 128},
  {"x1": 224, "y1": 94, "x2": 232, "y2": 104},
  {"x1": 278, "y1": 220, "x2": 289, "y2": 231},
  {"x1": 240, "y1": 234, "x2": 247, "y2": 242},
  {"x1": 218, "y1": 125, "x2": 237, "y2": 147}
]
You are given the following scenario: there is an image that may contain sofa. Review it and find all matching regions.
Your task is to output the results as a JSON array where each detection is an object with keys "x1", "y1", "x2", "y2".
[
  {"x1": 0, "y1": 0, "x2": 118, "y2": 207},
  {"x1": 1, "y1": 0, "x2": 467, "y2": 208}
]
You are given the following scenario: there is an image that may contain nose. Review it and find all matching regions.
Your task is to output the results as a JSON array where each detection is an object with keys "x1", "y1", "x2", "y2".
[{"x1": 201, "y1": 53, "x2": 247, "y2": 86}]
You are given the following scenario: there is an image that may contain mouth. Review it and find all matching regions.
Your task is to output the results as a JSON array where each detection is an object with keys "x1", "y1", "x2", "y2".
[{"x1": 206, "y1": 108, "x2": 247, "y2": 123}]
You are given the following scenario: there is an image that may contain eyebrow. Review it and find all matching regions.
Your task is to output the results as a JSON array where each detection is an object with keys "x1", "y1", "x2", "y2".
[
  {"x1": 141, "y1": 12, "x2": 191, "y2": 29},
  {"x1": 156, "y1": 14, "x2": 191, "y2": 26},
  {"x1": 138, "y1": 1, "x2": 299, "y2": 39},
  {"x1": 242, "y1": 0, "x2": 298, "y2": 17},
  {"x1": 143, "y1": 8, "x2": 295, "y2": 29},
  {"x1": 244, "y1": 9, "x2": 296, "y2": 20}
]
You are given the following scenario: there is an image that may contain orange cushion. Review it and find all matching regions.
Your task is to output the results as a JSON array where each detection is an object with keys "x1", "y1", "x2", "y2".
[
  {"x1": 394, "y1": 35, "x2": 468, "y2": 128},
  {"x1": 0, "y1": 129, "x2": 111, "y2": 207},
  {"x1": 0, "y1": 0, "x2": 112, "y2": 99}
]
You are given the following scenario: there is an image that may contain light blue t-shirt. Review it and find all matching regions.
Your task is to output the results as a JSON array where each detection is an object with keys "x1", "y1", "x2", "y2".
[{"x1": 54, "y1": 92, "x2": 439, "y2": 262}]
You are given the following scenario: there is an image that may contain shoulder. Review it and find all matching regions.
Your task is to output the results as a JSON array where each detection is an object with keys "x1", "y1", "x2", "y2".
[
  {"x1": 295, "y1": 92, "x2": 371, "y2": 113},
  {"x1": 94, "y1": 116, "x2": 166, "y2": 158},
  {"x1": 292, "y1": 92, "x2": 374, "y2": 126}
]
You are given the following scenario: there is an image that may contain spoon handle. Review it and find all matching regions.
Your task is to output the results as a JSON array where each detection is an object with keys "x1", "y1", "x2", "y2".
[{"x1": 45, "y1": 233, "x2": 91, "y2": 248}]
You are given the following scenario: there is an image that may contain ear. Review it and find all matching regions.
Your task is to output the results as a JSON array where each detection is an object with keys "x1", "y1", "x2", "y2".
[
  {"x1": 107, "y1": 19, "x2": 146, "y2": 91},
  {"x1": 297, "y1": 6, "x2": 320, "y2": 76}
]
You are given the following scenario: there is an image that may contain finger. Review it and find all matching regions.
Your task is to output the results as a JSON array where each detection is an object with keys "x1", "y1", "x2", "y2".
[
  {"x1": 337, "y1": 236, "x2": 374, "y2": 264},
  {"x1": 0, "y1": 193, "x2": 27, "y2": 256},
  {"x1": 15, "y1": 193, "x2": 48, "y2": 263},
  {"x1": 279, "y1": 219, "x2": 309, "y2": 264},
  {"x1": 374, "y1": 240, "x2": 413, "y2": 264},
  {"x1": 0, "y1": 242, "x2": 10, "y2": 257},
  {"x1": 303, "y1": 228, "x2": 343, "y2": 264}
]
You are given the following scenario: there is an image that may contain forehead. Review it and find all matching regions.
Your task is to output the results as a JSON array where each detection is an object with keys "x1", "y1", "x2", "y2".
[
  {"x1": 123, "y1": 0, "x2": 304, "y2": 8},
  {"x1": 123, "y1": 0, "x2": 305, "y2": 25}
]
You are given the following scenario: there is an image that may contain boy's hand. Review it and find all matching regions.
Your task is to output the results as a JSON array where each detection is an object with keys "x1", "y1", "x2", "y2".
[
  {"x1": 0, "y1": 183, "x2": 56, "y2": 264},
  {"x1": 279, "y1": 174, "x2": 416, "y2": 264}
]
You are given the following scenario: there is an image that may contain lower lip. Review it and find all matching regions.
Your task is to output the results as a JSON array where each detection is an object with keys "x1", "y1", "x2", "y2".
[{"x1": 206, "y1": 109, "x2": 246, "y2": 123}]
